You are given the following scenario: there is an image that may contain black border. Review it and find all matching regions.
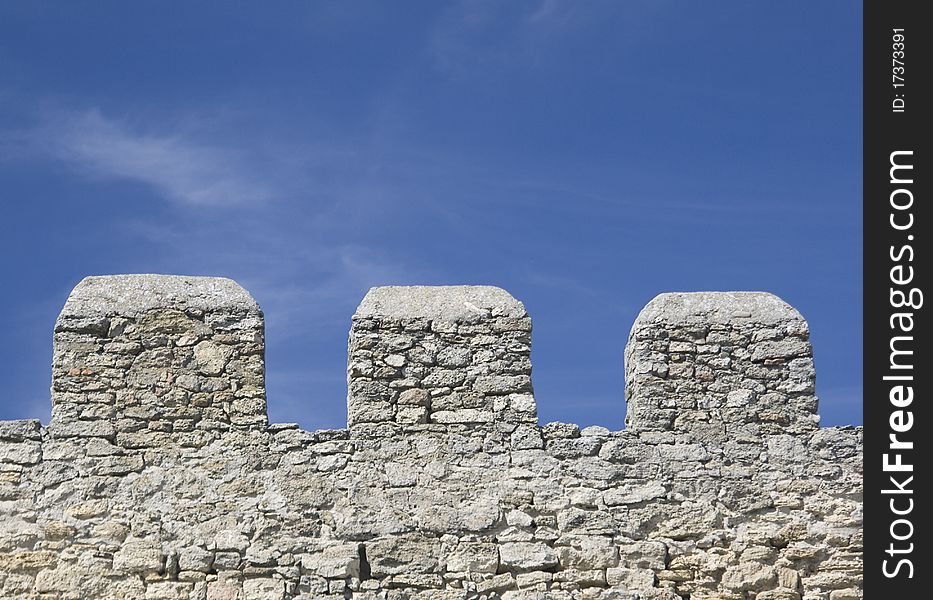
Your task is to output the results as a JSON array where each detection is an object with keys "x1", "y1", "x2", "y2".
[{"x1": 864, "y1": 0, "x2": 928, "y2": 593}]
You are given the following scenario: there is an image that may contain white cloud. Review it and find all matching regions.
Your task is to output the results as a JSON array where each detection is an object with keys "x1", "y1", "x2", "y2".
[
  {"x1": 427, "y1": 0, "x2": 608, "y2": 78},
  {"x1": 29, "y1": 109, "x2": 275, "y2": 207}
]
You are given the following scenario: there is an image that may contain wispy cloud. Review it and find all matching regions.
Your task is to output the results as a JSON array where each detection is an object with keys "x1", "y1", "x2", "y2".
[
  {"x1": 1, "y1": 102, "x2": 439, "y2": 429},
  {"x1": 427, "y1": 0, "x2": 619, "y2": 78},
  {"x1": 428, "y1": 1, "x2": 552, "y2": 78},
  {"x1": 24, "y1": 108, "x2": 276, "y2": 207}
]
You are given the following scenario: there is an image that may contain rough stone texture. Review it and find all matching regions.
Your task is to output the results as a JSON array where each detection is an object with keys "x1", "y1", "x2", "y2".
[
  {"x1": 50, "y1": 275, "x2": 267, "y2": 451},
  {"x1": 349, "y1": 286, "x2": 535, "y2": 431},
  {"x1": 625, "y1": 292, "x2": 819, "y2": 438},
  {"x1": 0, "y1": 276, "x2": 863, "y2": 600}
]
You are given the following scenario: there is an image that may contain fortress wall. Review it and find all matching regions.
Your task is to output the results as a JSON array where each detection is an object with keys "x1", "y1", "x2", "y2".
[{"x1": 0, "y1": 276, "x2": 863, "y2": 600}]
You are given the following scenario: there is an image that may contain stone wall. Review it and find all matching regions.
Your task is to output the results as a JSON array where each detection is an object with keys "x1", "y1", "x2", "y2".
[
  {"x1": 51, "y1": 276, "x2": 267, "y2": 450},
  {"x1": 624, "y1": 292, "x2": 819, "y2": 437},
  {"x1": 348, "y1": 286, "x2": 535, "y2": 431},
  {"x1": 0, "y1": 275, "x2": 863, "y2": 600}
]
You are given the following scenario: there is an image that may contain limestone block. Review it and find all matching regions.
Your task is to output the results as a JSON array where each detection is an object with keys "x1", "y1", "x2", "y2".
[
  {"x1": 499, "y1": 542, "x2": 559, "y2": 572},
  {"x1": 445, "y1": 542, "x2": 499, "y2": 573},
  {"x1": 300, "y1": 544, "x2": 360, "y2": 578}
]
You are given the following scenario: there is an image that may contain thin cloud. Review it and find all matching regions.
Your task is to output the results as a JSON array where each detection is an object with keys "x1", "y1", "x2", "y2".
[
  {"x1": 427, "y1": 0, "x2": 620, "y2": 78},
  {"x1": 27, "y1": 109, "x2": 274, "y2": 207}
]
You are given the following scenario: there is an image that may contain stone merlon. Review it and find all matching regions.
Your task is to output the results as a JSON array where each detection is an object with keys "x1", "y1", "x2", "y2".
[
  {"x1": 626, "y1": 292, "x2": 818, "y2": 438},
  {"x1": 58, "y1": 275, "x2": 262, "y2": 320},
  {"x1": 349, "y1": 285, "x2": 534, "y2": 432},
  {"x1": 355, "y1": 285, "x2": 527, "y2": 321},
  {"x1": 0, "y1": 275, "x2": 863, "y2": 600}
]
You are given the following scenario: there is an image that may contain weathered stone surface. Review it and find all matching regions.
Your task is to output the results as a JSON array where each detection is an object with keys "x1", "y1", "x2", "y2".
[
  {"x1": 0, "y1": 419, "x2": 42, "y2": 441},
  {"x1": 57, "y1": 274, "x2": 260, "y2": 320},
  {"x1": 0, "y1": 277, "x2": 863, "y2": 599},
  {"x1": 301, "y1": 543, "x2": 360, "y2": 578},
  {"x1": 356, "y1": 285, "x2": 527, "y2": 321},
  {"x1": 445, "y1": 542, "x2": 499, "y2": 573},
  {"x1": 348, "y1": 285, "x2": 536, "y2": 429},
  {"x1": 112, "y1": 542, "x2": 165, "y2": 573},
  {"x1": 500, "y1": 542, "x2": 560, "y2": 572},
  {"x1": 50, "y1": 274, "x2": 267, "y2": 447},
  {"x1": 625, "y1": 292, "x2": 819, "y2": 437}
]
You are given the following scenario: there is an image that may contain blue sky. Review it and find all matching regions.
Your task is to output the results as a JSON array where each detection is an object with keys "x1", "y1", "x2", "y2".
[{"x1": 0, "y1": 1, "x2": 862, "y2": 430}]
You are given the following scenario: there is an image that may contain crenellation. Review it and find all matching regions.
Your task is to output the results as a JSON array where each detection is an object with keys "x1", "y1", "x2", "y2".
[
  {"x1": 625, "y1": 292, "x2": 820, "y2": 439},
  {"x1": 50, "y1": 275, "x2": 267, "y2": 453},
  {"x1": 0, "y1": 275, "x2": 863, "y2": 599},
  {"x1": 348, "y1": 286, "x2": 536, "y2": 433}
]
